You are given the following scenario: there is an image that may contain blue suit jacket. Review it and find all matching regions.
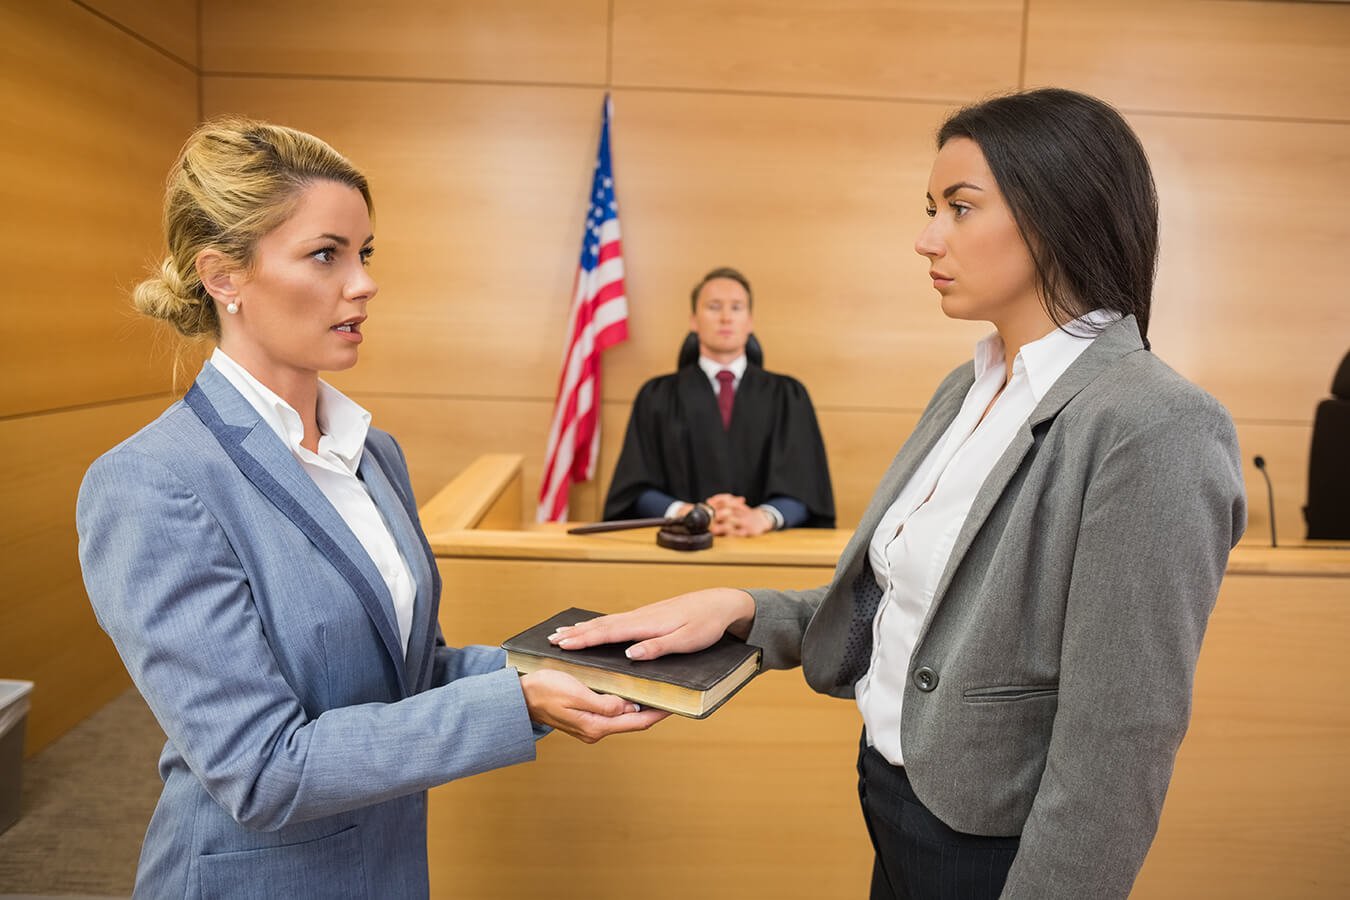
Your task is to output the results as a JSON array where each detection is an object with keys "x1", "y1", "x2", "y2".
[{"x1": 77, "y1": 363, "x2": 538, "y2": 899}]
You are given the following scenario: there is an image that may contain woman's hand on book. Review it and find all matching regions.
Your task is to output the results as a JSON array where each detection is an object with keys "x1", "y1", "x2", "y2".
[
  {"x1": 547, "y1": 588, "x2": 756, "y2": 661},
  {"x1": 519, "y1": 669, "x2": 669, "y2": 743}
]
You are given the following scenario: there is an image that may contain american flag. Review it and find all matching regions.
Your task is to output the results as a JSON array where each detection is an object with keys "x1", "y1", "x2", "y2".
[{"x1": 537, "y1": 95, "x2": 630, "y2": 522}]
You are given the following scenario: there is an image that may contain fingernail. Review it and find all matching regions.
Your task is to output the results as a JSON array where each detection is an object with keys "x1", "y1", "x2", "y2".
[
  {"x1": 558, "y1": 638, "x2": 575, "y2": 648},
  {"x1": 625, "y1": 703, "x2": 640, "y2": 714},
  {"x1": 626, "y1": 645, "x2": 646, "y2": 660}
]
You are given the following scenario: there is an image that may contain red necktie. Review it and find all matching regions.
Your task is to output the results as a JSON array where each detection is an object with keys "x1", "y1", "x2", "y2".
[{"x1": 716, "y1": 370, "x2": 736, "y2": 430}]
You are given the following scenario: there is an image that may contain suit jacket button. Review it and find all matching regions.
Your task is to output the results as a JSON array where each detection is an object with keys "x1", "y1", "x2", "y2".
[{"x1": 913, "y1": 666, "x2": 938, "y2": 692}]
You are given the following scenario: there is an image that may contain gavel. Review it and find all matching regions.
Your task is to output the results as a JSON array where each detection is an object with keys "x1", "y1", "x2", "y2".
[{"x1": 566, "y1": 503, "x2": 714, "y2": 551}]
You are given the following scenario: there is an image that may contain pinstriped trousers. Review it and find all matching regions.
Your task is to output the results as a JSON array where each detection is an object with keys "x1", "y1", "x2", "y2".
[{"x1": 857, "y1": 734, "x2": 1020, "y2": 900}]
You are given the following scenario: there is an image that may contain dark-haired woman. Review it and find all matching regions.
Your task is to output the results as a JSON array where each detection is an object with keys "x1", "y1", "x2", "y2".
[{"x1": 550, "y1": 88, "x2": 1246, "y2": 899}]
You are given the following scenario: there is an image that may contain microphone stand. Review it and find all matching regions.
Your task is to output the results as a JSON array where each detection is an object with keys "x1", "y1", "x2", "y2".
[{"x1": 1253, "y1": 455, "x2": 1277, "y2": 548}]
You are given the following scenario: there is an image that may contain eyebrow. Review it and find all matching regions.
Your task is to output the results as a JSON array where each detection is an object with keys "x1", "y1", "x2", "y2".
[
  {"x1": 925, "y1": 181, "x2": 986, "y2": 202},
  {"x1": 311, "y1": 233, "x2": 375, "y2": 246}
]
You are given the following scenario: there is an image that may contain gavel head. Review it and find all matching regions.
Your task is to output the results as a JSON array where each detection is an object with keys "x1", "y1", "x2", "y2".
[
  {"x1": 657, "y1": 503, "x2": 714, "y2": 551},
  {"x1": 678, "y1": 503, "x2": 712, "y2": 534}
]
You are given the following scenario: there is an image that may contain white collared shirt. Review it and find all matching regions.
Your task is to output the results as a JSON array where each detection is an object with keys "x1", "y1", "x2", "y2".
[
  {"x1": 697, "y1": 353, "x2": 747, "y2": 392},
  {"x1": 856, "y1": 311, "x2": 1118, "y2": 765},
  {"x1": 210, "y1": 349, "x2": 416, "y2": 655}
]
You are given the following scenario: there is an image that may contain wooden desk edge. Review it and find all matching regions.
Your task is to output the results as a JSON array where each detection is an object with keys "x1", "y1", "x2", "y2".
[
  {"x1": 420, "y1": 453, "x2": 524, "y2": 532},
  {"x1": 418, "y1": 456, "x2": 1350, "y2": 577}
]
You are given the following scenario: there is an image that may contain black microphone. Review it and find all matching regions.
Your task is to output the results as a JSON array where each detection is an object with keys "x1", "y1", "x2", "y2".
[{"x1": 1253, "y1": 456, "x2": 1277, "y2": 548}]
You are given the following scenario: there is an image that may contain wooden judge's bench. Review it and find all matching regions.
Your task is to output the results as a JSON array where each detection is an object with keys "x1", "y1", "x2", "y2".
[{"x1": 420, "y1": 455, "x2": 1350, "y2": 900}]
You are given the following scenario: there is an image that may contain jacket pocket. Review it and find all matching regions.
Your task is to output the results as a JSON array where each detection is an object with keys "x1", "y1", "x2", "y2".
[
  {"x1": 198, "y1": 824, "x2": 367, "y2": 900},
  {"x1": 962, "y1": 683, "x2": 1059, "y2": 703}
]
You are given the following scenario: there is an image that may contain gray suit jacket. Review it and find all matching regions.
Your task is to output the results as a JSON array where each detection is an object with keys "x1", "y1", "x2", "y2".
[
  {"x1": 746, "y1": 317, "x2": 1246, "y2": 898},
  {"x1": 77, "y1": 363, "x2": 539, "y2": 899}
]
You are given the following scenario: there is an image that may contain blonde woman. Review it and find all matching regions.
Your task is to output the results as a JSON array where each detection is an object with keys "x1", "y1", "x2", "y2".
[{"x1": 77, "y1": 119, "x2": 666, "y2": 899}]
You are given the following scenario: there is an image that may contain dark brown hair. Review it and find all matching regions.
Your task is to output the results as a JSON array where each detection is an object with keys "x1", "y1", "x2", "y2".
[
  {"x1": 689, "y1": 266, "x2": 753, "y2": 312},
  {"x1": 938, "y1": 88, "x2": 1158, "y2": 341}
]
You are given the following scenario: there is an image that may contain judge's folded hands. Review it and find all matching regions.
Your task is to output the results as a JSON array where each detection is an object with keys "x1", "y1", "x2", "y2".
[
  {"x1": 547, "y1": 588, "x2": 756, "y2": 662},
  {"x1": 519, "y1": 669, "x2": 670, "y2": 743},
  {"x1": 703, "y1": 493, "x2": 774, "y2": 537}
]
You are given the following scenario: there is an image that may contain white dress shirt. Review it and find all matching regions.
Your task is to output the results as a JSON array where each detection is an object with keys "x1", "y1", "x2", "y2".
[
  {"x1": 697, "y1": 353, "x2": 747, "y2": 392},
  {"x1": 210, "y1": 349, "x2": 416, "y2": 655},
  {"x1": 856, "y1": 312, "x2": 1118, "y2": 765}
]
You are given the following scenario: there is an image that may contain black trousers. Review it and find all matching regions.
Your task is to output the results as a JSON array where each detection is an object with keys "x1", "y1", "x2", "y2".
[{"x1": 856, "y1": 737, "x2": 1020, "y2": 900}]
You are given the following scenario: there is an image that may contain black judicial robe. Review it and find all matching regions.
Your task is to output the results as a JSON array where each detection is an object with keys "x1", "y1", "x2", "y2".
[{"x1": 603, "y1": 363, "x2": 835, "y2": 527}]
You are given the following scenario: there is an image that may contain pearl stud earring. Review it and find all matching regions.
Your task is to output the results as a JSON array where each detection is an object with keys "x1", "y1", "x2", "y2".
[{"x1": 226, "y1": 302, "x2": 239, "y2": 315}]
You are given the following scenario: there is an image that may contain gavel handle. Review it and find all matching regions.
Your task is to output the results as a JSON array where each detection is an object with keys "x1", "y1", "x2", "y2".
[{"x1": 567, "y1": 517, "x2": 672, "y2": 535}]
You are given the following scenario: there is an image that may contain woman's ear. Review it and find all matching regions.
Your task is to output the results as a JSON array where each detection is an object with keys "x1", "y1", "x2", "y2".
[{"x1": 196, "y1": 249, "x2": 239, "y2": 305}]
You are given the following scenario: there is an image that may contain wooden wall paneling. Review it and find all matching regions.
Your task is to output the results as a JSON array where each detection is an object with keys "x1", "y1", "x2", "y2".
[
  {"x1": 1133, "y1": 574, "x2": 1350, "y2": 897},
  {"x1": 2, "y1": 1, "x2": 199, "y2": 417},
  {"x1": 429, "y1": 556, "x2": 870, "y2": 900},
  {"x1": 80, "y1": 0, "x2": 200, "y2": 65},
  {"x1": 0, "y1": 397, "x2": 169, "y2": 753},
  {"x1": 200, "y1": 0, "x2": 608, "y2": 84},
  {"x1": 1025, "y1": 0, "x2": 1350, "y2": 121},
  {"x1": 203, "y1": 78, "x2": 607, "y2": 404},
  {"x1": 604, "y1": 89, "x2": 990, "y2": 411},
  {"x1": 1133, "y1": 114, "x2": 1350, "y2": 424},
  {"x1": 349, "y1": 393, "x2": 600, "y2": 524},
  {"x1": 612, "y1": 0, "x2": 1022, "y2": 101}
]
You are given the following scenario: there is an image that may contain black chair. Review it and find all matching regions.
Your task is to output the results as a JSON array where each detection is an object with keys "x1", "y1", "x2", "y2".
[
  {"x1": 1304, "y1": 349, "x2": 1350, "y2": 539},
  {"x1": 677, "y1": 332, "x2": 763, "y2": 369}
]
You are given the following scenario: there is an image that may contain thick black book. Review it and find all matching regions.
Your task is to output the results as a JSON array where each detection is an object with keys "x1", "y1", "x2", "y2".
[{"x1": 501, "y1": 607, "x2": 761, "y2": 719}]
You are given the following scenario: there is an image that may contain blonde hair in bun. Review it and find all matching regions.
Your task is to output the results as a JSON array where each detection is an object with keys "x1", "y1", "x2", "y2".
[{"x1": 133, "y1": 117, "x2": 372, "y2": 339}]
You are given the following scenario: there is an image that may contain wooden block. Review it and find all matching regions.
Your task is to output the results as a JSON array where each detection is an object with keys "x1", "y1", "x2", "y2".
[
  {"x1": 201, "y1": 0, "x2": 607, "y2": 84},
  {"x1": 2, "y1": 1, "x2": 197, "y2": 417},
  {"x1": 1026, "y1": 0, "x2": 1350, "y2": 121}
]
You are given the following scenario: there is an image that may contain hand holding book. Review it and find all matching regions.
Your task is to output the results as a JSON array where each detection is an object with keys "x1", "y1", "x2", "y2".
[{"x1": 518, "y1": 668, "x2": 669, "y2": 743}]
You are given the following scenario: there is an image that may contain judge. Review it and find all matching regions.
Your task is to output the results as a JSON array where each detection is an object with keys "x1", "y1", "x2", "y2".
[{"x1": 603, "y1": 267, "x2": 834, "y2": 536}]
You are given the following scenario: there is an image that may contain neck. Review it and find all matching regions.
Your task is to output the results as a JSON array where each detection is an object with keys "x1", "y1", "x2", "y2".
[
  {"x1": 993, "y1": 306, "x2": 1057, "y2": 384},
  {"x1": 700, "y1": 346, "x2": 744, "y2": 367},
  {"x1": 217, "y1": 340, "x2": 322, "y2": 451}
]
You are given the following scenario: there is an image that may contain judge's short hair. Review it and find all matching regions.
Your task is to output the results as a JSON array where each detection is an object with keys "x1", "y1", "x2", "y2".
[
  {"x1": 937, "y1": 88, "x2": 1157, "y2": 341},
  {"x1": 690, "y1": 267, "x2": 753, "y2": 312}
]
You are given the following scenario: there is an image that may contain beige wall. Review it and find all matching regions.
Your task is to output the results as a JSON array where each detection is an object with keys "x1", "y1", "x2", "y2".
[
  {"x1": 5, "y1": 0, "x2": 1348, "y2": 749},
  {"x1": 0, "y1": 0, "x2": 198, "y2": 753}
]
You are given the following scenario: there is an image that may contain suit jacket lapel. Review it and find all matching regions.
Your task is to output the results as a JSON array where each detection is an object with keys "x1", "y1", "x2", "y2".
[
  {"x1": 358, "y1": 448, "x2": 438, "y2": 690},
  {"x1": 838, "y1": 365, "x2": 975, "y2": 572},
  {"x1": 185, "y1": 364, "x2": 410, "y2": 696},
  {"x1": 921, "y1": 316, "x2": 1147, "y2": 630}
]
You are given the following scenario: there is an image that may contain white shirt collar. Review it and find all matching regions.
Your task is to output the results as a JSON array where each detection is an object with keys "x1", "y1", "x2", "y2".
[
  {"x1": 698, "y1": 354, "x2": 747, "y2": 387},
  {"x1": 209, "y1": 348, "x2": 371, "y2": 473},
  {"x1": 972, "y1": 309, "x2": 1121, "y2": 402}
]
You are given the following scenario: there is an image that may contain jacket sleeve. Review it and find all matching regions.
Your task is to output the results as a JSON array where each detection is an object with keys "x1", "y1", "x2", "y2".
[
  {"x1": 744, "y1": 585, "x2": 830, "y2": 670},
  {"x1": 76, "y1": 448, "x2": 538, "y2": 833},
  {"x1": 1001, "y1": 408, "x2": 1246, "y2": 898}
]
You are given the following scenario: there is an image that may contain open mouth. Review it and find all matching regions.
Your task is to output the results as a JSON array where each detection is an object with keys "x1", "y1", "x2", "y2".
[{"x1": 333, "y1": 318, "x2": 364, "y2": 333}]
